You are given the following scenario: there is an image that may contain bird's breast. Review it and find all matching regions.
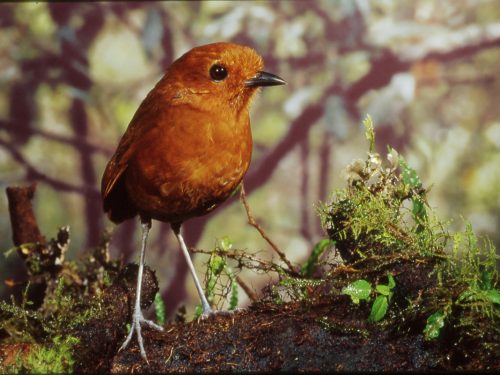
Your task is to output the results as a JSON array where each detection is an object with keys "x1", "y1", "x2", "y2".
[{"x1": 126, "y1": 108, "x2": 253, "y2": 222}]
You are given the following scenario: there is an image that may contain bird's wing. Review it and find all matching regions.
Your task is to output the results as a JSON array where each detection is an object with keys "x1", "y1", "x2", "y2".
[{"x1": 101, "y1": 93, "x2": 163, "y2": 221}]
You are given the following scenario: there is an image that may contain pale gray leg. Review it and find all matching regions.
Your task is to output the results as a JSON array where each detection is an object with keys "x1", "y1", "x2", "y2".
[
  {"x1": 119, "y1": 219, "x2": 163, "y2": 363},
  {"x1": 172, "y1": 224, "x2": 213, "y2": 316}
]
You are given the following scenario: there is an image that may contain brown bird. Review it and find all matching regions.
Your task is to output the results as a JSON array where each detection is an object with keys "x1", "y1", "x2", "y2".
[{"x1": 101, "y1": 42, "x2": 286, "y2": 361}]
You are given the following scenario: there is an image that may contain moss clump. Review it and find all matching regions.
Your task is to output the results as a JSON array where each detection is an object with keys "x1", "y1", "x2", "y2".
[
  {"x1": 0, "y1": 230, "x2": 120, "y2": 373},
  {"x1": 0, "y1": 335, "x2": 79, "y2": 373},
  {"x1": 271, "y1": 115, "x2": 499, "y2": 369},
  {"x1": 319, "y1": 117, "x2": 441, "y2": 264}
]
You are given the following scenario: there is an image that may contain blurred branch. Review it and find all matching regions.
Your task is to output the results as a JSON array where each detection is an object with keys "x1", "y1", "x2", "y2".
[
  {"x1": 0, "y1": 137, "x2": 100, "y2": 198},
  {"x1": 345, "y1": 32, "x2": 500, "y2": 115},
  {"x1": 397, "y1": 23, "x2": 500, "y2": 62},
  {"x1": 318, "y1": 130, "x2": 332, "y2": 203},
  {"x1": 346, "y1": 50, "x2": 409, "y2": 105},
  {"x1": 34, "y1": 127, "x2": 113, "y2": 156},
  {"x1": 299, "y1": 140, "x2": 312, "y2": 243},
  {"x1": 71, "y1": 98, "x2": 103, "y2": 247},
  {"x1": 245, "y1": 99, "x2": 327, "y2": 193}
]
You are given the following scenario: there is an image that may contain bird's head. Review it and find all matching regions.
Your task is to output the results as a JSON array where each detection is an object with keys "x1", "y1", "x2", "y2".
[{"x1": 161, "y1": 42, "x2": 286, "y2": 115}]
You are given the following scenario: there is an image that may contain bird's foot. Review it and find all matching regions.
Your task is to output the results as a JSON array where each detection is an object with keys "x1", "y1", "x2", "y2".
[{"x1": 119, "y1": 309, "x2": 163, "y2": 363}]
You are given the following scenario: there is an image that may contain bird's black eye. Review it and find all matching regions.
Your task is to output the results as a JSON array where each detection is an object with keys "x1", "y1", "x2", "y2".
[{"x1": 209, "y1": 64, "x2": 228, "y2": 81}]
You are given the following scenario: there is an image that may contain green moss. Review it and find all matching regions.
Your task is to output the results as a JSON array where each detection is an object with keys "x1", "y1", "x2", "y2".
[
  {"x1": 0, "y1": 235, "x2": 116, "y2": 373},
  {"x1": 25, "y1": 335, "x2": 79, "y2": 373},
  {"x1": 0, "y1": 335, "x2": 79, "y2": 374},
  {"x1": 268, "y1": 115, "x2": 498, "y2": 364}
]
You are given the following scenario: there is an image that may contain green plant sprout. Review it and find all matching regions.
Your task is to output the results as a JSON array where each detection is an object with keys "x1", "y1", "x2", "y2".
[
  {"x1": 154, "y1": 292, "x2": 166, "y2": 326},
  {"x1": 423, "y1": 223, "x2": 500, "y2": 341},
  {"x1": 341, "y1": 273, "x2": 396, "y2": 322},
  {"x1": 319, "y1": 114, "x2": 498, "y2": 355},
  {"x1": 369, "y1": 273, "x2": 396, "y2": 323},
  {"x1": 194, "y1": 236, "x2": 239, "y2": 318},
  {"x1": 363, "y1": 114, "x2": 375, "y2": 153},
  {"x1": 24, "y1": 335, "x2": 79, "y2": 373},
  {"x1": 3, "y1": 242, "x2": 37, "y2": 258}
]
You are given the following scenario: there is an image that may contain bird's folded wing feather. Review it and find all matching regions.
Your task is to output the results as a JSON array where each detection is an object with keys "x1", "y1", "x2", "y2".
[{"x1": 101, "y1": 94, "x2": 162, "y2": 204}]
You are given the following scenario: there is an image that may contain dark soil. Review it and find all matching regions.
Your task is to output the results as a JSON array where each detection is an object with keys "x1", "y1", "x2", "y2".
[
  {"x1": 71, "y1": 265, "x2": 445, "y2": 373},
  {"x1": 2, "y1": 184, "x2": 498, "y2": 373}
]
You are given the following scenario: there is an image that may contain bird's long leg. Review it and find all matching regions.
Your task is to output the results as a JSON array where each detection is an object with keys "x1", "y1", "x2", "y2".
[
  {"x1": 119, "y1": 219, "x2": 163, "y2": 362},
  {"x1": 172, "y1": 223, "x2": 213, "y2": 316}
]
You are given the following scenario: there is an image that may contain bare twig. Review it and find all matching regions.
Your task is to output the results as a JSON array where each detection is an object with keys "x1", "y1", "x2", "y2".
[
  {"x1": 191, "y1": 247, "x2": 289, "y2": 276},
  {"x1": 235, "y1": 275, "x2": 258, "y2": 303},
  {"x1": 239, "y1": 184, "x2": 297, "y2": 275}
]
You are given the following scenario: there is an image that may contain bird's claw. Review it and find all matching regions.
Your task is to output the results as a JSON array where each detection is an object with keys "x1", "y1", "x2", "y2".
[{"x1": 119, "y1": 311, "x2": 163, "y2": 363}]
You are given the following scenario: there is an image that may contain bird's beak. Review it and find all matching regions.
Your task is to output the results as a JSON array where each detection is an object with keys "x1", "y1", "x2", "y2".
[{"x1": 245, "y1": 71, "x2": 286, "y2": 87}]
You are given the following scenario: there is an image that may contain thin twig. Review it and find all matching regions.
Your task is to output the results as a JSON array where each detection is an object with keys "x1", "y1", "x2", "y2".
[
  {"x1": 191, "y1": 247, "x2": 289, "y2": 275},
  {"x1": 235, "y1": 275, "x2": 258, "y2": 303},
  {"x1": 239, "y1": 184, "x2": 297, "y2": 274}
]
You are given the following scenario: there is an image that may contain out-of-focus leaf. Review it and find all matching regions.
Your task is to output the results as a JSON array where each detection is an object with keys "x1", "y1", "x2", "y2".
[
  {"x1": 485, "y1": 289, "x2": 500, "y2": 305},
  {"x1": 219, "y1": 236, "x2": 233, "y2": 251},
  {"x1": 400, "y1": 158, "x2": 422, "y2": 189},
  {"x1": 424, "y1": 311, "x2": 445, "y2": 340},
  {"x1": 363, "y1": 114, "x2": 375, "y2": 152},
  {"x1": 154, "y1": 292, "x2": 166, "y2": 325},
  {"x1": 229, "y1": 277, "x2": 238, "y2": 310},
  {"x1": 480, "y1": 270, "x2": 493, "y2": 290}
]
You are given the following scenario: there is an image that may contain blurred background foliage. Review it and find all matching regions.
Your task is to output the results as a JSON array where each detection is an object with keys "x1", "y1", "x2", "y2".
[{"x1": 1, "y1": 1, "x2": 499, "y2": 317}]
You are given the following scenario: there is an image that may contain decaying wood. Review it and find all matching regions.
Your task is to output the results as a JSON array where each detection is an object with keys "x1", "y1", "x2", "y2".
[{"x1": 6, "y1": 183, "x2": 46, "y2": 249}]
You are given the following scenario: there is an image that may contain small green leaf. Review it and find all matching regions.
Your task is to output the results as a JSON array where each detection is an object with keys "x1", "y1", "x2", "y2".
[
  {"x1": 387, "y1": 273, "x2": 396, "y2": 289},
  {"x1": 424, "y1": 311, "x2": 445, "y2": 340},
  {"x1": 376, "y1": 284, "x2": 391, "y2": 296},
  {"x1": 368, "y1": 295, "x2": 388, "y2": 322},
  {"x1": 342, "y1": 279, "x2": 372, "y2": 304},
  {"x1": 154, "y1": 292, "x2": 166, "y2": 325},
  {"x1": 362, "y1": 114, "x2": 375, "y2": 153},
  {"x1": 399, "y1": 158, "x2": 427, "y2": 230},
  {"x1": 219, "y1": 236, "x2": 233, "y2": 251},
  {"x1": 485, "y1": 289, "x2": 500, "y2": 305},
  {"x1": 229, "y1": 277, "x2": 239, "y2": 310},
  {"x1": 209, "y1": 255, "x2": 225, "y2": 275},
  {"x1": 400, "y1": 158, "x2": 422, "y2": 189},
  {"x1": 194, "y1": 304, "x2": 203, "y2": 319}
]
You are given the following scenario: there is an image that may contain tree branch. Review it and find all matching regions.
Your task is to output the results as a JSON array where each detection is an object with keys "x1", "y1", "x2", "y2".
[{"x1": 239, "y1": 185, "x2": 297, "y2": 275}]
